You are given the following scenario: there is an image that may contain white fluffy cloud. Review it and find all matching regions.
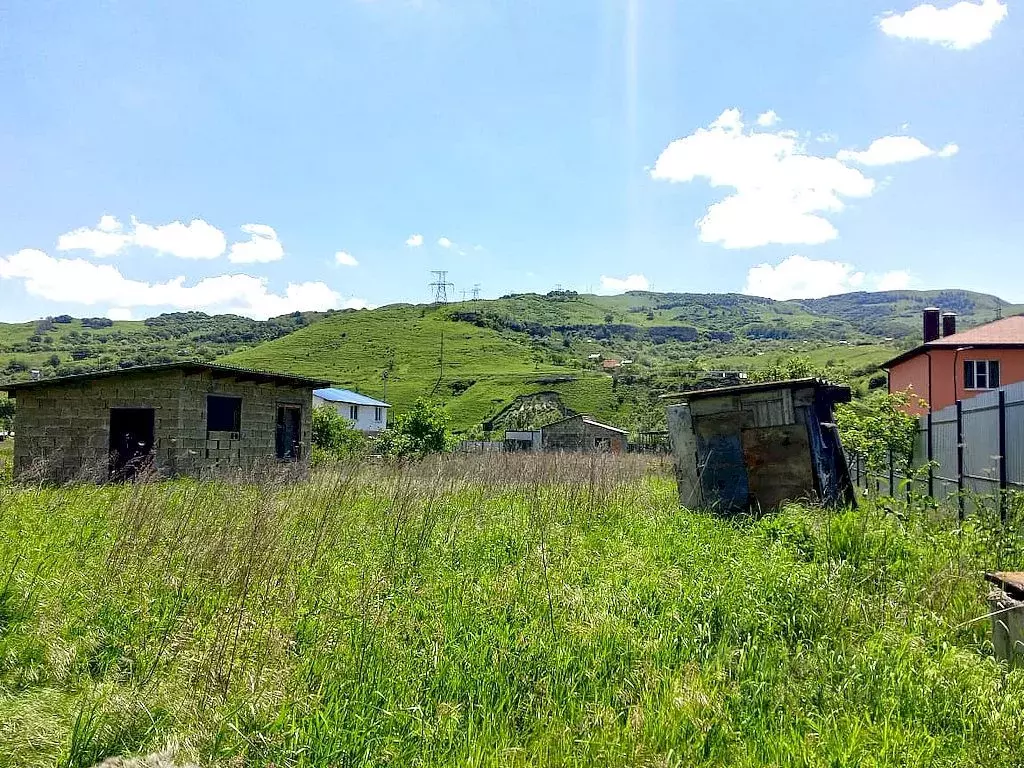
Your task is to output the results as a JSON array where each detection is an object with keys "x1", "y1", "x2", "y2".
[
  {"x1": 131, "y1": 217, "x2": 226, "y2": 259},
  {"x1": 334, "y1": 251, "x2": 359, "y2": 267},
  {"x1": 837, "y1": 136, "x2": 960, "y2": 165},
  {"x1": 743, "y1": 255, "x2": 913, "y2": 300},
  {"x1": 880, "y1": 0, "x2": 1008, "y2": 49},
  {"x1": 406, "y1": 234, "x2": 424, "y2": 247},
  {"x1": 57, "y1": 215, "x2": 227, "y2": 260},
  {"x1": 107, "y1": 307, "x2": 133, "y2": 321},
  {"x1": 756, "y1": 110, "x2": 780, "y2": 127},
  {"x1": 598, "y1": 274, "x2": 650, "y2": 294},
  {"x1": 56, "y1": 214, "x2": 131, "y2": 256},
  {"x1": 0, "y1": 248, "x2": 363, "y2": 320},
  {"x1": 438, "y1": 237, "x2": 453, "y2": 249},
  {"x1": 650, "y1": 109, "x2": 956, "y2": 249},
  {"x1": 227, "y1": 224, "x2": 284, "y2": 264}
]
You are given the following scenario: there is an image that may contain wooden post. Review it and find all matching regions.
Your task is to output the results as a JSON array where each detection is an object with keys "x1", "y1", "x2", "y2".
[{"x1": 956, "y1": 399, "x2": 965, "y2": 520}]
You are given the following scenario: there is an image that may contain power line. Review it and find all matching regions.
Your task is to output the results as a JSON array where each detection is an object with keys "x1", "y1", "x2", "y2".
[
  {"x1": 429, "y1": 270, "x2": 454, "y2": 304},
  {"x1": 472, "y1": 284, "x2": 481, "y2": 301}
]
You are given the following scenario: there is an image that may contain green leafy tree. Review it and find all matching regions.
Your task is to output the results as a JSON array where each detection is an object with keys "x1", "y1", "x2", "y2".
[
  {"x1": 312, "y1": 405, "x2": 368, "y2": 459},
  {"x1": 835, "y1": 391, "x2": 922, "y2": 472},
  {"x1": 747, "y1": 356, "x2": 849, "y2": 385},
  {"x1": 377, "y1": 399, "x2": 454, "y2": 456}
]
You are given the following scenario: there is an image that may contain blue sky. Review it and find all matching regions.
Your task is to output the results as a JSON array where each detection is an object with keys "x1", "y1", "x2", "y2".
[{"x1": 1, "y1": 0, "x2": 1021, "y2": 320}]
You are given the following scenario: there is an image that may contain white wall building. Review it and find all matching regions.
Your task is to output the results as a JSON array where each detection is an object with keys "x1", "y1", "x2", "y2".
[{"x1": 313, "y1": 388, "x2": 390, "y2": 434}]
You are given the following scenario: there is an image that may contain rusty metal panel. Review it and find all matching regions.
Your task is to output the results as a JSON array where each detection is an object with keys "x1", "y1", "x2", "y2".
[{"x1": 741, "y1": 424, "x2": 815, "y2": 510}]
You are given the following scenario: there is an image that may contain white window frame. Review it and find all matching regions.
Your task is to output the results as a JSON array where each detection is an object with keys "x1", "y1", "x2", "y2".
[
  {"x1": 964, "y1": 360, "x2": 1001, "y2": 391},
  {"x1": 349, "y1": 404, "x2": 359, "y2": 420},
  {"x1": 374, "y1": 406, "x2": 384, "y2": 422}
]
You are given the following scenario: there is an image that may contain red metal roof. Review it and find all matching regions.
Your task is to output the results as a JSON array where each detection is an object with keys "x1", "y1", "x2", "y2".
[
  {"x1": 934, "y1": 315, "x2": 1024, "y2": 345},
  {"x1": 883, "y1": 315, "x2": 1024, "y2": 368}
]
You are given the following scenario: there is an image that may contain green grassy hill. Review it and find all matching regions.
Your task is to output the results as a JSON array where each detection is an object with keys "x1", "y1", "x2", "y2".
[
  {"x1": 0, "y1": 311, "x2": 329, "y2": 382},
  {"x1": 3, "y1": 288, "x2": 1018, "y2": 435},
  {"x1": 224, "y1": 303, "x2": 626, "y2": 431},
  {"x1": 229, "y1": 288, "x2": 1015, "y2": 432}
]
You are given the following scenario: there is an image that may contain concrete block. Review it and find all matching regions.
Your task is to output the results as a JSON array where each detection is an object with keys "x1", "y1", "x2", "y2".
[{"x1": 989, "y1": 590, "x2": 1024, "y2": 667}]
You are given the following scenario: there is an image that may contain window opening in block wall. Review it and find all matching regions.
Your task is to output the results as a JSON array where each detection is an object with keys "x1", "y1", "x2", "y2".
[{"x1": 207, "y1": 395, "x2": 242, "y2": 435}]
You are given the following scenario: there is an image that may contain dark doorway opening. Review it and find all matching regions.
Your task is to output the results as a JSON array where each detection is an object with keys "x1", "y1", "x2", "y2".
[
  {"x1": 276, "y1": 406, "x2": 302, "y2": 460},
  {"x1": 109, "y1": 408, "x2": 155, "y2": 480}
]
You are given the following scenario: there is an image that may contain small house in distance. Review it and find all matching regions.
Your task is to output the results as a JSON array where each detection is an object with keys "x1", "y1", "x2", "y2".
[
  {"x1": 541, "y1": 415, "x2": 628, "y2": 453},
  {"x1": 664, "y1": 378, "x2": 855, "y2": 514},
  {"x1": 313, "y1": 388, "x2": 390, "y2": 434},
  {"x1": 3, "y1": 362, "x2": 329, "y2": 483}
]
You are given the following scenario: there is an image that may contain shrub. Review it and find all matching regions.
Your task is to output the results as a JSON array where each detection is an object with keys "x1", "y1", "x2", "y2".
[
  {"x1": 835, "y1": 390, "x2": 922, "y2": 473},
  {"x1": 312, "y1": 406, "x2": 368, "y2": 459},
  {"x1": 376, "y1": 399, "x2": 454, "y2": 456}
]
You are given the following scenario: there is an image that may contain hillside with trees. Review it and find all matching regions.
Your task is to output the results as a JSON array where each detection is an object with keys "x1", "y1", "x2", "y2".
[{"x1": 2, "y1": 288, "x2": 1017, "y2": 434}]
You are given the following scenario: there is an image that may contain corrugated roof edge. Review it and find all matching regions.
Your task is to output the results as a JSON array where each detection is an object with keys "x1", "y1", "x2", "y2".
[
  {"x1": 313, "y1": 388, "x2": 390, "y2": 408},
  {"x1": 2, "y1": 361, "x2": 332, "y2": 394},
  {"x1": 659, "y1": 377, "x2": 851, "y2": 402}
]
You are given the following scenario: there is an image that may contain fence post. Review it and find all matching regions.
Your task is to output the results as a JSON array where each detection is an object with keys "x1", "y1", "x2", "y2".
[
  {"x1": 956, "y1": 399, "x2": 965, "y2": 520},
  {"x1": 927, "y1": 412, "x2": 934, "y2": 498},
  {"x1": 999, "y1": 389, "x2": 1008, "y2": 522}
]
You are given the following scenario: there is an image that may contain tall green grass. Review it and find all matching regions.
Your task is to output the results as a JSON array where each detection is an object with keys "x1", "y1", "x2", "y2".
[{"x1": 1, "y1": 455, "x2": 1022, "y2": 767}]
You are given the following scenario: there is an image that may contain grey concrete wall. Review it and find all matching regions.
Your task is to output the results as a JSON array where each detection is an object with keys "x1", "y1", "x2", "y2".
[
  {"x1": 14, "y1": 369, "x2": 185, "y2": 482},
  {"x1": 174, "y1": 371, "x2": 312, "y2": 477},
  {"x1": 542, "y1": 417, "x2": 626, "y2": 452},
  {"x1": 12, "y1": 369, "x2": 313, "y2": 482},
  {"x1": 989, "y1": 590, "x2": 1024, "y2": 667}
]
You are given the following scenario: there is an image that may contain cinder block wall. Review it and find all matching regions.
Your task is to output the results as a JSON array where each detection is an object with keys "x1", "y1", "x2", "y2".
[
  {"x1": 13, "y1": 369, "x2": 313, "y2": 482},
  {"x1": 542, "y1": 418, "x2": 626, "y2": 452},
  {"x1": 174, "y1": 371, "x2": 312, "y2": 477},
  {"x1": 542, "y1": 418, "x2": 587, "y2": 450},
  {"x1": 13, "y1": 369, "x2": 185, "y2": 482}
]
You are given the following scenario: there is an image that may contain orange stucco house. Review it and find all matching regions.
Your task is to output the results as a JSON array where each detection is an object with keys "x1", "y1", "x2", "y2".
[{"x1": 883, "y1": 309, "x2": 1024, "y2": 416}]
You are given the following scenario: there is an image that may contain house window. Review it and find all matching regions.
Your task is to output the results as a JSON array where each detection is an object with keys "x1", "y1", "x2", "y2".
[
  {"x1": 349, "y1": 405, "x2": 359, "y2": 420},
  {"x1": 375, "y1": 406, "x2": 384, "y2": 422},
  {"x1": 964, "y1": 360, "x2": 1001, "y2": 390},
  {"x1": 207, "y1": 395, "x2": 241, "y2": 433}
]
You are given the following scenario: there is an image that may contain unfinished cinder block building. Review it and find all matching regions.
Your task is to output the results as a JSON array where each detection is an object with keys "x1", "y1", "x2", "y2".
[
  {"x1": 540, "y1": 415, "x2": 628, "y2": 453},
  {"x1": 3, "y1": 363, "x2": 329, "y2": 482}
]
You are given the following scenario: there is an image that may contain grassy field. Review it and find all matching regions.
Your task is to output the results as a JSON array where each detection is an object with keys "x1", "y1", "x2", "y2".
[
  {"x1": 2, "y1": 454, "x2": 1023, "y2": 767},
  {"x1": 0, "y1": 440, "x2": 11, "y2": 479}
]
